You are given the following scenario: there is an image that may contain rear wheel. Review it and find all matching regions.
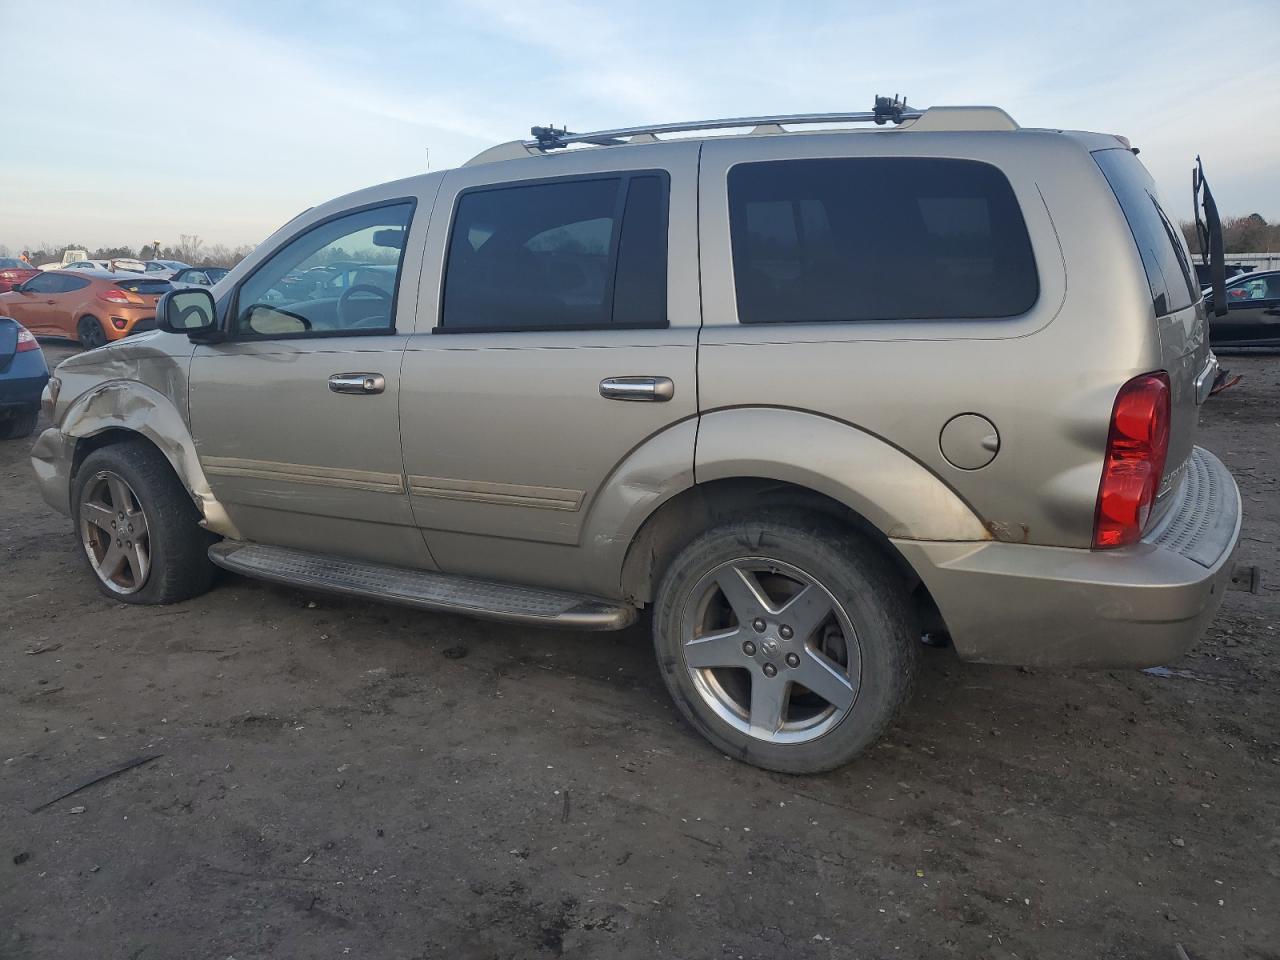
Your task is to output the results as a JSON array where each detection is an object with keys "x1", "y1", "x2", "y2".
[
  {"x1": 77, "y1": 315, "x2": 106, "y2": 349},
  {"x1": 72, "y1": 440, "x2": 218, "y2": 604},
  {"x1": 653, "y1": 514, "x2": 918, "y2": 774},
  {"x1": 0, "y1": 408, "x2": 38, "y2": 440}
]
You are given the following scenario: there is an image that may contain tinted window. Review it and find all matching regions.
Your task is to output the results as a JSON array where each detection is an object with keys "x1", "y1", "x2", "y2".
[
  {"x1": 1094, "y1": 148, "x2": 1198, "y2": 316},
  {"x1": 60, "y1": 276, "x2": 91, "y2": 292},
  {"x1": 234, "y1": 201, "x2": 413, "y2": 337},
  {"x1": 23, "y1": 273, "x2": 60, "y2": 293},
  {"x1": 441, "y1": 173, "x2": 668, "y2": 331},
  {"x1": 1227, "y1": 274, "x2": 1280, "y2": 301},
  {"x1": 728, "y1": 158, "x2": 1038, "y2": 324},
  {"x1": 0, "y1": 258, "x2": 27, "y2": 269}
]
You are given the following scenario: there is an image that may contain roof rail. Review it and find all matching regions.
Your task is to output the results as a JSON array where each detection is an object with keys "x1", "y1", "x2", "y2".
[
  {"x1": 462, "y1": 100, "x2": 1019, "y2": 167},
  {"x1": 525, "y1": 99, "x2": 924, "y2": 151}
]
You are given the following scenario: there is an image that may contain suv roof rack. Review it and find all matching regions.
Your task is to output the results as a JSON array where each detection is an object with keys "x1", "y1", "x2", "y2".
[
  {"x1": 526, "y1": 95, "x2": 923, "y2": 150},
  {"x1": 463, "y1": 100, "x2": 1019, "y2": 166}
]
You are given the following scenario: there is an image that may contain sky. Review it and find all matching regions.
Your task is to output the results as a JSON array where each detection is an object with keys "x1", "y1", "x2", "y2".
[{"x1": 2, "y1": 0, "x2": 1277, "y2": 254}]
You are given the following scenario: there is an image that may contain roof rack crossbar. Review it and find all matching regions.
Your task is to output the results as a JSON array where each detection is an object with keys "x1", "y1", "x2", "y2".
[{"x1": 525, "y1": 108, "x2": 925, "y2": 149}]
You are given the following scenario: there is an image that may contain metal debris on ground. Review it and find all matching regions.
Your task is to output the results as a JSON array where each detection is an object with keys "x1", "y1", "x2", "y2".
[{"x1": 28, "y1": 754, "x2": 162, "y2": 813}]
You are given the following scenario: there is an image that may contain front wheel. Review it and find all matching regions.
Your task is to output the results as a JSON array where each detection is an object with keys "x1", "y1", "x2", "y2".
[
  {"x1": 71, "y1": 439, "x2": 218, "y2": 604},
  {"x1": 653, "y1": 515, "x2": 918, "y2": 774}
]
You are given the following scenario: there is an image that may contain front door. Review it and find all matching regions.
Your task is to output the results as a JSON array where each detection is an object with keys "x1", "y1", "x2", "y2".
[
  {"x1": 1212, "y1": 273, "x2": 1280, "y2": 346},
  {"x1": 188, "y1": 197, "x2": 434, "y2": 569},
  {"x1": 399, "y1": 144, "x2": 701, "y2": 596},
  {"x1": 3, "y1": 272, "x2": 61, "y2": 334}
]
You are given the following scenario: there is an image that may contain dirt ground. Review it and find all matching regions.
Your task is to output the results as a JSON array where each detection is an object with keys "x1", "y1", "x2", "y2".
[{"x1": 2, "y1": 343, "x2": 1276, "y2": 960}]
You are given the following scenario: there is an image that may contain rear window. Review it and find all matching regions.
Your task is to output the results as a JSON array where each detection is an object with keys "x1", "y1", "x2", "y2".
[
  {"x1": 1093, "y1": 148, "x2": 1198, "y2": 316},
  {"x1": 727, "y1": 157, "x2": 1039, "y2": 324},
  {"x1": 115, "y1": 279, "x2": 171, "y2": 295},
  {"x1": 441, "y1": 173, "x2": 669, "y2": 332}
]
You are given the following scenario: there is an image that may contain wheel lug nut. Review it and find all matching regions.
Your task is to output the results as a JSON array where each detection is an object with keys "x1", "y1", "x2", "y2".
[
  {"x1": 785, "y1": 652, "x2": 800, "y2": 668},
  {"x1": 752, "y1": 618, "x2": 766, "y2": 633},
  {"x1": 763, "y1": 663, "x2": 777, "y2": 678},
  {"x1": 742, "y1": 640, "x2": 756, "y2": 657},
  {"x1": 779, "y1": 625, "x2": 793, "y2": 640}
]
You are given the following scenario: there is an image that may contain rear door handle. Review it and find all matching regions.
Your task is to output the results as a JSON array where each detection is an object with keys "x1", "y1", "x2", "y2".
[
  {"x1": 328, "y1": 372, "x2": 385, "y2": 395},
  {"x1": 600, "y1": 376, "x2": 674, "y2": 402}
]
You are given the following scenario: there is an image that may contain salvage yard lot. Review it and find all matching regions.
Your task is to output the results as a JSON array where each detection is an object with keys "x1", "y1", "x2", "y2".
[{"x1": 2, "y1": 344, "x2": 1277, "y2": 960}]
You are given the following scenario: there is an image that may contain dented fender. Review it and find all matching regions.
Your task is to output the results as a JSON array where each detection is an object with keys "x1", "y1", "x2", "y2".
[{"x1": 36, "y1": 379, "x2": 241, "y2": 538}]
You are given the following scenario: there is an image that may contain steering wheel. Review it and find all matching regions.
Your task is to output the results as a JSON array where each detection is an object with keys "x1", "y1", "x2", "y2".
[{"x1": 338, "y1": 284, "x2": 392, "y2": 328}]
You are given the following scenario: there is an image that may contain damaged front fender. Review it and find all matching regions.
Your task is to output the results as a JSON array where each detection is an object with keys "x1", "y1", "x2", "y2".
[{"x1": 36, "y1": 379, "x2": 241, "y2": 539}]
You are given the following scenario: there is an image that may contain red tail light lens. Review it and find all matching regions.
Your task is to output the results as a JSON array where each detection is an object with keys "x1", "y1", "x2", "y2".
[
  {"x1": 1093, "y1": 372, "x2": 1171, "y2": 548},
  {"x1": 15, "y1": 325, "x2": 40, "y2": 352}
]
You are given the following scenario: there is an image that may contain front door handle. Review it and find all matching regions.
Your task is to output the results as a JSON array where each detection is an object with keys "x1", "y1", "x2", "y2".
[
  {"x1": 600, "y1": 376, "x2": 674, "y2": 402},
  {"x1": 328, "y1": 372, "x2": 385, "y2": 395}
]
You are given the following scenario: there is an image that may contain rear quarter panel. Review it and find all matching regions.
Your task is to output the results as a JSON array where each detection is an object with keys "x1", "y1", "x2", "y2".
[{"x1": 697, "y1": 131, "x2": 1165, "y2": 548}]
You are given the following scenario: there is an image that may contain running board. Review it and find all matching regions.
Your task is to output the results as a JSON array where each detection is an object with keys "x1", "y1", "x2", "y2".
[{"x1": 208, "y1": 542, "x2": 636, "y2": 631}]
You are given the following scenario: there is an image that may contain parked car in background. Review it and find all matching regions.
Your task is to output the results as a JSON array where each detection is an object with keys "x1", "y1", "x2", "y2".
[
  {"x1": 143, "y1": 259, "x2": 192, "y2": 279},
  {"x1": 169, "y1": 266, "x2": 229, "y2": 287},
  {"x1": 1205, "y1": 270, "x2": 1280, "y2": 348},
  {"x1": 0, "y1": 317, "x2": 50, "y2": 439},
  {"x1": 0, "y1": 270, "x2": 171, "y2": 348},
  {"x1": 60, "y1": 258, "x2": 148, "y2": 275},
  {"x1": 37, "y1": 249, "x2": 89, "y2": 271},
  {"x1": 0, "y1": 258, "x2": 40, "y2": 293},
  {"x1": 29, "y1": 103, "x2": 1241, "y2": 773},
  {"x1": 1194, "y1": 261, "x2": 1251, "y2": 289}
]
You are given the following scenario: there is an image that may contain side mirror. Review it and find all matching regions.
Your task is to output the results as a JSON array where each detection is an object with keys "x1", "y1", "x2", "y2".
[{"x1": 158, "y1": 288, "x2": 218, "y2": 339}]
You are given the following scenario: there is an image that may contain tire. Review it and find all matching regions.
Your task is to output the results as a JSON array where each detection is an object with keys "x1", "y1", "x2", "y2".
[
  {"x1": 0, "y1": 408, "x2": 38, "y2": 440},
  {"x1": 71, "y1": 439, "x2": 218, "y2": 604},
  {"x1": 653, "y1": 513, "x2": 918, "y2": 774},
  {"x1": 77, "y1": 315, "x2": 106, "y2": 349}
]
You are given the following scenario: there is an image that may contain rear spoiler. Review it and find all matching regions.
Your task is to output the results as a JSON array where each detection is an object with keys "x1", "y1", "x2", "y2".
[{"x1": 1193, "y1": 156, "x2": 1227, "y2": 317}]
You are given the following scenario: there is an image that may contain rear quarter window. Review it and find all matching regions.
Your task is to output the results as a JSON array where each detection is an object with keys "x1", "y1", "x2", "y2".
[
  {"x1": 727, "y1": 157, "x2": 1039, "y2": 324},
  {"x1": 1093, "y1": 148, "x2": 1198, "y2": 316}
]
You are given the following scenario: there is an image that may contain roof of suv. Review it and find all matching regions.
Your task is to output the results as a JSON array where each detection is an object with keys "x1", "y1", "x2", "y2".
[{"x1": 463, "y1": 104, "x2": 1131, "y2": 167}]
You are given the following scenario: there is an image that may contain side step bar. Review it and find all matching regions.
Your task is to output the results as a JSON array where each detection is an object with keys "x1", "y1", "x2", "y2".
[{"x1": 208, "y1": 542, "x2": 636, "y2": 631}]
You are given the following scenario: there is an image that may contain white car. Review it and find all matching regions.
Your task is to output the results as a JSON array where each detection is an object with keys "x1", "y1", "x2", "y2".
[
  {"x1": 37, "y1": 249, "x2": 89, "y2": 271},
  {"x1": 141, "y1": 259, "x2": 192, "y2": 280},
  {"x1": 59, "y1": 258, "x2": 147, "y2": 274}
]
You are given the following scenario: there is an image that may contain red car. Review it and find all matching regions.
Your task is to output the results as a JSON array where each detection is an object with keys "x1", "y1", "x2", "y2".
[{"x1": 0, "y1": 258, "x2": 39, "y2": 293}]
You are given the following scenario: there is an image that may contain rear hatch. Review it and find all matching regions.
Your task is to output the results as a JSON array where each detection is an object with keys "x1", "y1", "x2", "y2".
[
  {"x1": 1092, "y1": 148, "x2": 1208, "y2": 515},
  {"x1": 0, "y1": 318, "x2": 17, "y2": 373}
]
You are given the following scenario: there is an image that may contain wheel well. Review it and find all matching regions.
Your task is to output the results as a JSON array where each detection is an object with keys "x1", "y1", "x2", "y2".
[
  {"x1": 620, "y1": 477, "x2": 947, "y2": 635},
  {"x1": 70, "y1": 428, "x2": 157, "y2": 483}
]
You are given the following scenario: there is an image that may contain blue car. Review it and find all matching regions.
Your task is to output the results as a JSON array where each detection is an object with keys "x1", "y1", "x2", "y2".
[{"x1": 0, "y1": 315, "x2": 50, "y2": 439}]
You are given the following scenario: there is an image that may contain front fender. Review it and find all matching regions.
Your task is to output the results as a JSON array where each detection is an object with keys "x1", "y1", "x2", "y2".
[
  {"x1": 55, "y1": 379, "x2": 240, "y2": 538},
  {"x1": 695, "y1": 408, "x2": 990, "y2": 542}
]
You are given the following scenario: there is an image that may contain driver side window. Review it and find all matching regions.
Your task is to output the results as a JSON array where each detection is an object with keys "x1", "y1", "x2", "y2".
[{"x1": 233, "y1": 200, "x2": 414, "y2": 338}]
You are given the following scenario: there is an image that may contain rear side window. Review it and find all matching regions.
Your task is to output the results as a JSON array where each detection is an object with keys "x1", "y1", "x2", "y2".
[
  {"x1": 60, "y1": 276, "x2": 91, "y2": 292},
  {"x1": 441, "y1": 173, "x2": 668, "y2": 332},
  {"x1": 728, "y1": 157, "x2": 1038, "y2": 324},
  {"x1": 1093, "y1": 148, "x2": 1198, "y2": 316}
]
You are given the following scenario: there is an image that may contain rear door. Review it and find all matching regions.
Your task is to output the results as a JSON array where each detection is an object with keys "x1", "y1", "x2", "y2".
[{"x1": 399, "y1": 142, "x2": 700, "y2": 594}]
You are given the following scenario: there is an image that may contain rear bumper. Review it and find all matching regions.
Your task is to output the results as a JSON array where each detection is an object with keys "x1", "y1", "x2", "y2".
[
  {"x1": 896, "y1": 447, "x2": 1241, "y2": 668},
  {"x1": 0, "y1": 375, "x2": 48, "y2": 411}
]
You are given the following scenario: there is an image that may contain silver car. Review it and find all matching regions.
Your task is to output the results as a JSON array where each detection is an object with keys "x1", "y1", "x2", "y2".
[{"x1": 31, "y1": 103, "x2": 1240, "y2": 773}]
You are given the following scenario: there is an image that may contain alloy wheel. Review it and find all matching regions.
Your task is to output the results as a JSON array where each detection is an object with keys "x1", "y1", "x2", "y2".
[
  {"x1": 79, "y1": 470, "x2": 151, "y2": 594},
  {"x1": 679, "y1": 557, "x2": 861, "y2": 745}
]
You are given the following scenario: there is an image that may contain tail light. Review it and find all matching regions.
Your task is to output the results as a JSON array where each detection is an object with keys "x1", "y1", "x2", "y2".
[
  {"x1": 1093, "y1": 372, "x2": 1171, "y2": 548},
  {"x1": 98, "y1": 287, "x2": 142, "y2": 305},
  {"x1": 15, "y1": 325, "x2": 40, "y2": 352}
]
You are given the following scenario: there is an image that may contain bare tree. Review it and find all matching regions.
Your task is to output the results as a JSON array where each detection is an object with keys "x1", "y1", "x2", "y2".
[{"x1": 177, "y1": 234, "x2": 205, "y2": 263}]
